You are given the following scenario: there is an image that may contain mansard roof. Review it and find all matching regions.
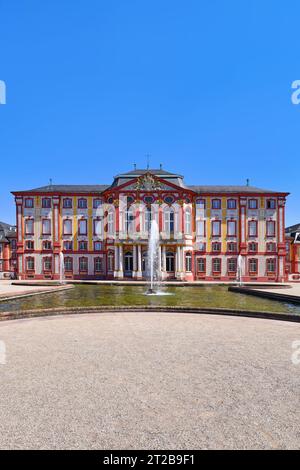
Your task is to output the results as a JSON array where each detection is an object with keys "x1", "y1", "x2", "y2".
[
  {"x1": 188, "y1": 185, "x2": 280, "y2": 194},
  {"x1": 11, "y1": 168, "x2": 288, "y2": 196},
  {"x1": 13, "y1": 184, "x2": 110, "y2": 194},
  {"x1": 0, "y1": 221, "x2": 17, "y2": 242},
  {"x1": 111, "y1": 168, "x2": 186, "y2": 188}
]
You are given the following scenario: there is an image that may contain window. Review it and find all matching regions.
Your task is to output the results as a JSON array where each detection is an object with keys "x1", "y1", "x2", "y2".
[
  {"x1": 248, "y1": 199, "x2": 258, "y2": 209},
  {"x1": 249, "y1": 258, "x2": 258, "y2": 274},
  {"x1": 227, "y1": 220, "x2": 236, "y2": 237},
  {"x1": 145, "y1": 208, "x2": 152, "y2": 232},
  {"x1": 79, "y1": 241, "x2": 88, "y2": 251},
  {"x1": 212, "y1": 199, "x2": 221, "y2": 209},
  {"x1": 107, "y1": 211, "x2": 114, "y2": 235},
  {"x1": 25, "y1": 240, "x2": 34, "y2": 250},
  {"x1": 228, "y1": 258, "x2": 237, "y2": 273},
  {"x1": 63, "y1": 241, "x2": 73, "y2": 251},
  {"x1": 78, "y1": 198, "x2": 87, "y2": 209},
  {"x1": 212, "y1": 220, "x2": 221, "y2": 237},
  {"x1": 43, "y1": 241, "x2": 52, "y2": 250},
  {"x1": 267, "y1": 258, "x2": 276, "y2": 273},
  {"x1": 93, "y1": 199, "x2": 102, "y2": 209},
  {"x1": 185, "y1": 253, "x2": 192, "y2": 272},
  {"x1": 196, "y1": 198, "x2": 206, "y2": 209},
  {"x1": 212, "y1": 258, "x2": 221, "y2": 273},
  {"x1": 78, "y1": 219, "x2": 87, "y2": 235},
  {"x1": 94, "y1": 257, "x2": 103, "y2": 273},
  {"x1": 42, "y1": 198, "x2": 51, "y2": 209},
  {"x1": 144, "y1": 196, "x2": 154, "y2": 204},
  {"x1": 63, "y1": 198, "x2": 72, "y2": 209},
  {"x1": 266, "y1": 242, "x2": 276, "y2": 252},
  {"x1": 25, "y1": 198, "x2": 34, "y2": 208},
  {"x1": 248, "y1": 242, "x2": 257, "y2": 252},
  {"x1": 63, "y1": 219, "x2": 72, "y2": 235},
  {"x1": 93, "y1": 219, "x2": 103, "y2": 236},
  {"x1": 266, "y1": 220, "x2": 276, "y2": 237},
  {"x1": 198, "y1": 242, "x2": 206, "y2": 252},
  {"x1": 94, "y1": 241, "x2": 102, "y2": 251},
  {"x1": 185, "y1": 208, "x2": 192, "y2": 235},
  {"x1": 197, "y1": 258, "x2": 206, "y2": 273},
  {"x1": 42, "y1": 219, "x2": 51, "y2": 235},
  {"x1": 125, "y1": 208, "x2": 134, "y2": 233},
  {"x1": 266, "y1": 199, "x2": 276, "y2": 209},
  {"x1": 227, "y1": 199, "x2": 237, "y2": 209},
  {"x1": 26, "y1": 257, "x2": 35, "y2": 271},
  {"x1": 248, "y1": 220, "x2": 257, "y2": 237},
  {"x1": 25, "y1": 219, "x2": 34, "y2": 235},
  {"x1": 212, "y1": 242, "x2": 221, "y2": 252},
  {"x1": 11, "y1": 239, "x2": 17, "y2": 250},
  {"x1": 164, "y1": 209, "x2": 174, "y2": 233},
  {"x1": 64, "y1": 257, "x2": 73, "y2": 272},
  {"x1": 124, "y1": 251, "x2": 133, "y2": 272},
  {"x1": 196, "y1": 220, "x2": 205, "y2": 237},
  {"x1": 107, "y1": 252, "x2": 114, "y2": 271},
  {"x1": 166, "y1": 252, "x2": 175, "y2": 272},
  {"x1": 79, "y1": 257, "x2": 88, "y2": 272},
  {"x1": 43, "y1": 257, "x2": 52, "y2": 271},
  {"x1": 227, "y1": 242, "x2": 237, "y2": 252},
  {"x1": 164, "y1": 196, "x2": 174, "y2": 205}
]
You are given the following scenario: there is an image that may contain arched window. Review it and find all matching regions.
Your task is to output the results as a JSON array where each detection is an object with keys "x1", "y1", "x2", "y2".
[
  {"x1": 185, "y1": 208, "x2": 192, "y2": 235},
  {"x1": 79, "y1": 257, "x2": 88, "y2": 272},
  {"x1": 107, "y1": 210, "x2": 114, "y2": 235},
  {"x1": 124, "y1": 251, "x2": 133, "y2": 272},
  {"x1": 64, "y1": 257, "x2": 73, "y2": 272},
  {"x1": 166, "y1": 252, "x2": 175, "y2": 272},
  {"x1": 164, "y1": 208, "x2": 174, "y2": 233},
  {"x1": 145, "y1": 207, "x2": 152, "y2": 232},
  {"x1": 185, "y1": 252, "x2": 192, "y2": 272},
  {"x1": 94, "y1": 257, "x2": 103, "y2": 273},
  {"x1": 107, "y1": 251, "x2": 114, "y2": 271},
  {"x1": 93, "y1": 218, "x2": 103, "y2": 237},
  {"x1": 43, "y1": 257, "x2": 52, "y2": 272},
  {"x1": 125, "y1": 207, "x2": 134, "y2": 233},
  {"x1": 26, "y1": 257, "x2": 35, "y2": 271},
  {"x1": 142, "y1": 252, "x2": 148, "y2": 272}
]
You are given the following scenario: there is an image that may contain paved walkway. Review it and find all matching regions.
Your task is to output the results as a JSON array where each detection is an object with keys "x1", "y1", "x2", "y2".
[
  {"x1": 0, "y1": 281, "x2": 68, "y2": 299},
  {"x1": 0, "y1": 311, "x2": 299, "y2": 449},
  {"x1": 255, "y1": 284, "x2": 300, "y2": 296}
]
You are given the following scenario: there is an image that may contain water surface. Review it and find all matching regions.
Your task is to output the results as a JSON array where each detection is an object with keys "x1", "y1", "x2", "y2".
[{"x1": 0, "y1": 285, "x2": 299, "y2": 314}]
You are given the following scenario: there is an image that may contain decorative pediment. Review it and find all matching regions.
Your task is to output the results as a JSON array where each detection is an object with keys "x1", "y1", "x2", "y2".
[{"x1": 134, "y1": 173, "x2": 162, "y2": 191}]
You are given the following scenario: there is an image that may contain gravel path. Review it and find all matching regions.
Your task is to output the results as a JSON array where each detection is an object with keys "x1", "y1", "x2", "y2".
[{"x1": 0, "y1": 311, "x2": 300, "y2": 449}]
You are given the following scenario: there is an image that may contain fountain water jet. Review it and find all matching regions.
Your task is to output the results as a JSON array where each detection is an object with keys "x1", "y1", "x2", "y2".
[
  {"x1": 146, "y1": 220, "x2": 161, "y2": 294},
  {"x1": 236, "y1": 254, "x2": 244, "y2": 286},
  {"x1": 59, "y1": 252, "x2": 65, "y2": 285}
]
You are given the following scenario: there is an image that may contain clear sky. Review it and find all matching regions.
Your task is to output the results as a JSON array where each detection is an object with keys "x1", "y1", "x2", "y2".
[{"x1": 0, "y1": 1, "x2": 299, "y2": 225}]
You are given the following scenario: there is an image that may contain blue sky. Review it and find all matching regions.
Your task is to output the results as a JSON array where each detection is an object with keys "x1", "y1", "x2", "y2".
[{"x1": 0, "y1": 0, "x2": 299, "y2": 225}]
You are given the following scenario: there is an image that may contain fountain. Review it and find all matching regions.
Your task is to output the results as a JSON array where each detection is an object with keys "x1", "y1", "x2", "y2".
[
  {"x1": 236, "y1": 254, "x2": 244, "y2": 286},
  {"x1": 59, "y1": 252, "x2": 65, "y2": 285},
  {"x1": 146, "y1": 220, "x2": 162, "y2": 294}
]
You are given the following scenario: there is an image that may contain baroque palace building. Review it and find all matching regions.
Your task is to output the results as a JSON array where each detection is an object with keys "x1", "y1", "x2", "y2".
[{"x1": 12, "y1": 167, "x2": 289, "y2": 282}]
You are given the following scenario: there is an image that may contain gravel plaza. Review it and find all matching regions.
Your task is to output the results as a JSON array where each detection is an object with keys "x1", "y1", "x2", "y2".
[{"x1": 0, "y1": 311, "x2": 300, "y2": 450}]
